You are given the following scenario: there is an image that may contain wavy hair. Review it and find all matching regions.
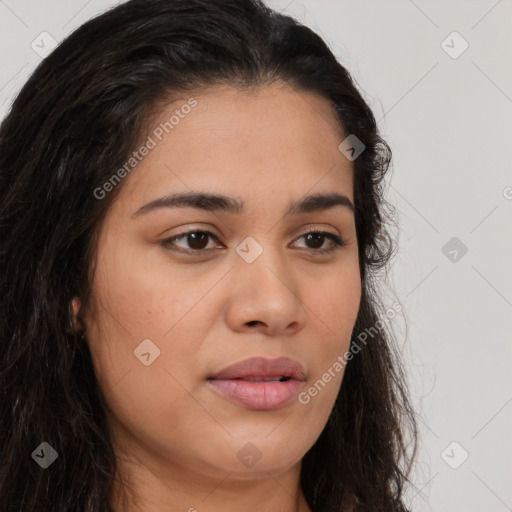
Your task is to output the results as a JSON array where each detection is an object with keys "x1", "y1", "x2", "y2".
[{"x1": 0, "y1": 0, "x2": 418, "y2": 510}]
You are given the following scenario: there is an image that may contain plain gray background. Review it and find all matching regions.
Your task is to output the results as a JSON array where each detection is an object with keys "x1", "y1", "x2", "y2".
[{"x1": 1, "y1": 1, "x2": 511, "y2": 510}]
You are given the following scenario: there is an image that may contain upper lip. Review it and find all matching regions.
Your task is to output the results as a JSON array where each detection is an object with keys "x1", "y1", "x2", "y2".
[{"x1": 208, "y1": 356, "x2": 306, "y2": 381}]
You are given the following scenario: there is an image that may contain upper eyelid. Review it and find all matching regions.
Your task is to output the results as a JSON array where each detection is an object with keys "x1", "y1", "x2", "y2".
[{"x1": 169, "y1": 221, "x2": 342, "y2": 236}]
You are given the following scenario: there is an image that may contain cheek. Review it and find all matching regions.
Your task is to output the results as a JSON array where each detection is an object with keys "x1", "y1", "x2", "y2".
[
  {"x1": 299, "y1": 269, "x2": 361, "y2": 416},
  {"x1": 89, "y1": 250, "x2": 220, "y2": 343},
  {"x1": 82, "y1": 251, "x2": 221, "y2": 424},
  {"x1": 310, "y1": 266, "x2": 361, "y2": 348},
  {"x1": 83, "y1": 275, "x2": 212, "y2": 461},
  {"x1": 102, "y1": 366, "x2": 197, "y2": 437}
]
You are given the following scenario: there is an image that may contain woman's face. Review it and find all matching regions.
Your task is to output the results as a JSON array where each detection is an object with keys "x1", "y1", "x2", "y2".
[{"x1": 76, "y1": 83, "x2": 361, "y2": 499}]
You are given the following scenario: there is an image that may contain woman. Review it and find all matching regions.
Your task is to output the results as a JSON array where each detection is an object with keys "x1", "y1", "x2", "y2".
[{"x1": 0, "y1": 0, "x2": 418, "y2": 510}]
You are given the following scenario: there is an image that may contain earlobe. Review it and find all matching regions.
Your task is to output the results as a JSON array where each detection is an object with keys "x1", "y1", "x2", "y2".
[{"x1": 68, "y1": 296, "x2": 84, "y2": 333}]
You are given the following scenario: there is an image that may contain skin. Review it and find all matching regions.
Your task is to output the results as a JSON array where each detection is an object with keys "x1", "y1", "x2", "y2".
[{"x1": 72, "y1": 82, "x2": 362, "y2": 512}]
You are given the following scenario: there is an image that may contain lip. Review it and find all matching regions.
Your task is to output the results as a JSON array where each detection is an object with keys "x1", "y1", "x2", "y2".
[{"x1": 207, "y1": 356, "x2": 306, "y2": 411}]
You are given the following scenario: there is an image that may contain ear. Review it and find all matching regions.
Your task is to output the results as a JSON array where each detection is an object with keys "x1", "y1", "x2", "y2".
[{"x1": 68, "y1": 296, "x2": 84, "y2": 333}]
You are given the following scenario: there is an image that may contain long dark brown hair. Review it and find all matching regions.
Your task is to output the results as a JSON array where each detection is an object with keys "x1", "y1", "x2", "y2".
[{"x1": 0, "y1": 1, "x2": 418, "y2": 510}]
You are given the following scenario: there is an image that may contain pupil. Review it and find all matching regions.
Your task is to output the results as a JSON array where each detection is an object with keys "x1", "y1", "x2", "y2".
[
  {"x1": 306, "y1": 233, "x2": 323, "y2": 249},
  {"x1": 188, "y1": 232, "x2": 208, "y2": 250}
]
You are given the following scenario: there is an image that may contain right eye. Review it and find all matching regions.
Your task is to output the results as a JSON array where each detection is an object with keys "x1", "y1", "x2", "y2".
[{"x1": 160, "y1": 229, "x2": 223, "y2": 254}]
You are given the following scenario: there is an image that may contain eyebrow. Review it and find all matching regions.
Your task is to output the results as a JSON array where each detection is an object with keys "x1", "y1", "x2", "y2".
[{"x1": 131, "y1": 191, "x2": 355, "y2": 219}]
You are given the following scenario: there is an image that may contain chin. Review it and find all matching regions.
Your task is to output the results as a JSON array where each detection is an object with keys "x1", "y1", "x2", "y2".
[
  {"x1": 226, "y1": 447, "x2": 304, "y2": 478},
  {"x1": 229, "y1": 459, "x2": 302, "y2": 480}
]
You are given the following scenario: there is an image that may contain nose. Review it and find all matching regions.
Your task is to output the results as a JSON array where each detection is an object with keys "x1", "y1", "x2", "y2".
[{"x1": 223, "y1": 242, "x2": 307, "y2": 337}]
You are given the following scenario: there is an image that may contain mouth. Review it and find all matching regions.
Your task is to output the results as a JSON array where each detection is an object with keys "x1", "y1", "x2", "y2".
[
  {"x1": 238, "y1": 376, "x2": 292, "y2": 382},
  {"x1": 207, "y1": 356, "x2": 306, "y2": 410}
]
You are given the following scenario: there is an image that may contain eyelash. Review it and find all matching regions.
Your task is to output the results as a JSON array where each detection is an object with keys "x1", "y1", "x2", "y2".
[{"x1": 160, "y1": 228, "x2": 345, "y2": 256}]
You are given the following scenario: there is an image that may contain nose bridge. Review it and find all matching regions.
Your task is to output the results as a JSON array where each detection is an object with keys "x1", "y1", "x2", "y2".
[{"x1": 233, "y1": 233, "x2": 302, "y2": 310}]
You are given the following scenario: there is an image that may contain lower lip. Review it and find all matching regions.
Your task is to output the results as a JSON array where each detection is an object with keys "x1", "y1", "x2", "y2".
[{"x1": 207, "y1": 379, "x2": 304, "y2": 410}]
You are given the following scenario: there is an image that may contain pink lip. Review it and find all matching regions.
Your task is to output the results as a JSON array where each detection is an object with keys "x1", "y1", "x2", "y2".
[{"x1": 207, "y1": 356, "x2": 306, "y2": 411}]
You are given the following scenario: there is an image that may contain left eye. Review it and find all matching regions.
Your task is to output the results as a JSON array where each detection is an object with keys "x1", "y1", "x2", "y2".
[{"x1": 160, "y1": 229, "x2": 345, "y2": 255}]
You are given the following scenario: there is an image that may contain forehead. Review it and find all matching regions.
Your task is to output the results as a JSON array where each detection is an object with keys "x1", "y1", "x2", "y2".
[
  {"x1": 112, "y1": 83, "x2": 353, "y2": 214},
  {"x1": 166, "y1": 82, "x2": 346, "y2": 152}
]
